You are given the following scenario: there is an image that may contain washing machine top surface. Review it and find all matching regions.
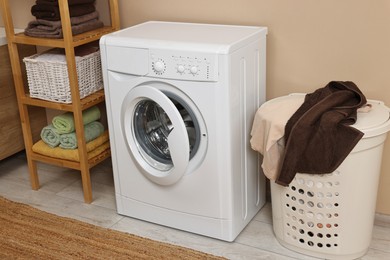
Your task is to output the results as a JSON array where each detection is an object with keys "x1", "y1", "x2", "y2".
[{"x1": 102, "y1": 21, "x2": 267, "y2": 53}]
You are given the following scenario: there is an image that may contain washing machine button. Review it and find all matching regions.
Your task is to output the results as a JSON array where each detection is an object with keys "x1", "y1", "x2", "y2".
[
  {"x1": 190, "y1": 66, "x2": 198, "y2": 75},
  {"x1": 153, "y1": 60, "x2": 165, "y2": 73},
  {"x1": 177, "y1": 65, "x2": 185, "y2": 73}
]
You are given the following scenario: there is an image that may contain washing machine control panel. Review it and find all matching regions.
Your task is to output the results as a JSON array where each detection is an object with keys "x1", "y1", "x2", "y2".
[{"x1": 149, "y1": 49, "x2": 218, "y2": 82}]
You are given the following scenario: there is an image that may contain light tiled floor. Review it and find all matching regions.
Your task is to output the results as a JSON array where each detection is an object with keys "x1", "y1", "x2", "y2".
[{"x1": 1, "y1": 152, "x2": 390, "y2": 259}]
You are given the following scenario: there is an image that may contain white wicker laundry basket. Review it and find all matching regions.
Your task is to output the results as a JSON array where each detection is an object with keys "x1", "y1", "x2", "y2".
[
  {"x1": 24, "y1": 48, "x2": 103, "y2": 103},
  {"x1": 270, "y1": 97, "x2": 390, "y2": 260}
]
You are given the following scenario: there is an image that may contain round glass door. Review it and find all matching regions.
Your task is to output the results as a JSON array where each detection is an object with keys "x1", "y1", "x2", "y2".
[
  {"x1": 122, "y1": 85, "x2": 199, "y2": 185},
  {"x1": 133, "y1": 96, "x2": 200, "y2": 172}
]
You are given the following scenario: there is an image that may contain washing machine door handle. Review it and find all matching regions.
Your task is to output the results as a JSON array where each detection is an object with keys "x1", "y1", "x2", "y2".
[
  {"x1": 166, "y1": 125, "x2": 189, "y2": 179},
  {"x1": 122, "y1": 85, "x2": 190, "y2": 186}
]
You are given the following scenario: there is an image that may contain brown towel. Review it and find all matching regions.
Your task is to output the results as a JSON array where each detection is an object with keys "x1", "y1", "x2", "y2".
[
  {"x1": 25, "y1": 11, "x2": 102, "y2": 39},
  {"x1": 31, "y1": 3, "x2": 95, "y2": 21},
  {"x1": 25, "y1": 18, "x2": 103, "y2": 38},
  {"x1": 26, "y1": 11, "x2": 98, "y2": 30},
  {"x1": 276, "y1": 81, "x2": 367, "y2": 186},
  {"x1": 36, "y1": 0, "x2": 95, "y2": 5}
]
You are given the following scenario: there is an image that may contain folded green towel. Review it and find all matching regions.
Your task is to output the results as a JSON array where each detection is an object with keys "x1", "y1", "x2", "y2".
[
  {"x1": 59, "y1": 121, "x2": 105, "y2": 149},
  {"x1": 40, "y1": 124, "x2": 60, "y2": 148},
  {"x1": 52, "y1": 106, "x2": 101, "y2": 134}
]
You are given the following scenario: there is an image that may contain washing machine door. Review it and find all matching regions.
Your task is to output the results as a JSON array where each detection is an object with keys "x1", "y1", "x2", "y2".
[{"x1": 122, "y1": 85, "x2": 190, "y2": 185}]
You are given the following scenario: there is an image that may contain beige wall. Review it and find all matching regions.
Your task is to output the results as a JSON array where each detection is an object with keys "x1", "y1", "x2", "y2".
[
  {"x1": 0, "y1": 1, "x2": 35, "y2": 28},
  {"x1": 117, "y1": 0, "x2": 390, "y2": 214},
  {"x1": 1, "y1": 0, "x2": 389, "y2": 214}
]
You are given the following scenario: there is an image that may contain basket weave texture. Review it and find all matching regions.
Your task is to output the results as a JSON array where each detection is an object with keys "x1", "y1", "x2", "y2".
[{"x1": 24, "y1": 50, "x2": 103, "y2": 103}]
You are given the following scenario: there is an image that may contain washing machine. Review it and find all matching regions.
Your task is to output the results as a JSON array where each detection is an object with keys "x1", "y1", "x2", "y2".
[{"x1": 100, "y1": 21, "x2": 267, "y2": 241}]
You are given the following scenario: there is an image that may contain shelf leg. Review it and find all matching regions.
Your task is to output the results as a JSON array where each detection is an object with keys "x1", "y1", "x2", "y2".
[
  {"x1": 4, "y1": 35, "x2": 42, "y2": 191},
  {"x1": 27, "y1": 158, "x2": 40, "y2": 190},
  {"x1": 80, "y1": 166, "x2": 93, "y2": 203},
  {"x1": 59, "y1": 9, "x2": 94, "y2": 203}
]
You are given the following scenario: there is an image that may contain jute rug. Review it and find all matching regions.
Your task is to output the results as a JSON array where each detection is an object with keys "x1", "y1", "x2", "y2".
[{"x1": 0, "y1": 196, "x2": 225, "y2": 259}]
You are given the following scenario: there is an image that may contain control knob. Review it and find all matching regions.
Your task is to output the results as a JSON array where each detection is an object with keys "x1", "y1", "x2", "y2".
[
  {"x1": 190, "y1": 66, "x2": 198, "y2": 75},
  {"x1": 153, "y1": 60, "x2": 165, "y2": 73},
  {"x1": 177, "y1": 65, "x2": 185, "y2": 73}
]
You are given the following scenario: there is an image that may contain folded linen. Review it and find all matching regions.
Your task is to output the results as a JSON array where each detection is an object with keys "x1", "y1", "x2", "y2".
[
  {"x1": 59, "y1": 121, "x2": 104, "y2": 149},
  {"x1": 25, "y1": 11, "x2": 103, "y2": 39},
  {"x1": 40, "y1": 124, "x2": 61, "y2": 148},
  {"x1": 31, "y1": 3, "x2": 96, "y2": 21},
  {"x1": 52, "y1": 106, "x2": 101, "y2": 134},
  {"x1": 36, "y1": 0, "x2": 96, "y2": 6},
  {"x1": 32, "y1": 131, "x2": 109, "y2": 162},
  {"x1": 24, "y1": 19, "x2": 103, "y2": 38},
  {"x1": 26, "y1": 11, "x2": 99, "y2": 31}
]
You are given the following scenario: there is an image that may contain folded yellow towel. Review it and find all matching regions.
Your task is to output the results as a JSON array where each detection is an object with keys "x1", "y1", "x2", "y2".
[{"x1": 32, "y1": 131, "x2": 109, "y2": 162}]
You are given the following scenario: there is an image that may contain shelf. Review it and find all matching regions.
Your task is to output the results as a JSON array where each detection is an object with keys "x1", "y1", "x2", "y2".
[
  {"x1": 12, "y1": 26, "x2": 116, "y2": 48},
  {"x1": 89, "y1": 149, "x2": 111, "y2": 168},
  {"x1": 30, "y1": 147, "x2": 111, "y2": 170},
  {"x1": 1, "y1": 0, "x2": 120, "y2": 203},
  {"x1": 20, "y1": 89, "x2": 106, "y2": 111}
]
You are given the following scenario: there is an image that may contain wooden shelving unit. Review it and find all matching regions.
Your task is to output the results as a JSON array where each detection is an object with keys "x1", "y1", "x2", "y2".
[{"x1": 0, "y1": 0, "x2": 120, "y2": 203}]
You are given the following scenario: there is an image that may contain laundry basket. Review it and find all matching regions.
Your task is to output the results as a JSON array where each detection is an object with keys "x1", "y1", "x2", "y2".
[{"x1": 271, "y1": 96, "x2": 390, "y2": 260}]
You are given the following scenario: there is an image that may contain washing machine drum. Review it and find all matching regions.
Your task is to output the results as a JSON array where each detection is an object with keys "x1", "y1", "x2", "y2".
[
  {"x1": 121, "y1": 85, "x2": 203, "y2": 185},
  {"x1": 133, "y1": 99, "x2": 198, "y2": 168}
]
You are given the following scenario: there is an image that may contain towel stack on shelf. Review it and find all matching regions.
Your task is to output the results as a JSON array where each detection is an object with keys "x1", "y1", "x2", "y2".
[
  {"x1": 33, "y1": 106, "x2": 109, "y2": 162},
  {"x1": 25, "y1": 0, "x2": 103, "y2": 38}
]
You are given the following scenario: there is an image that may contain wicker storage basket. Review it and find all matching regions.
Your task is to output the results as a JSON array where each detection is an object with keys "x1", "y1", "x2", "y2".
[{"x1": 24, "y1": 48, "x2": 103, "y2": 103}]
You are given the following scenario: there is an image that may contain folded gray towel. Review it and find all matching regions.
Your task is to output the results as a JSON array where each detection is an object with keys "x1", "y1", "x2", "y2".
[
  {"x1": 26, "y1": 10, "x2": 99, "y2": 31},
  {"x1": 25, "y1": 11, "x2": 101, "y2": 38},
  {"x1": 25, "y1": 18, "x2": 103, "y2": 39}
]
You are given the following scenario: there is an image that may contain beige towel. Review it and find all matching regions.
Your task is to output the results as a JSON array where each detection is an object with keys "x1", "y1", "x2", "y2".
[
  {"x1": 250, "y1": 94, "x2": 304, "y2": 180},
  {"x1": 32, "y1": 131, "x2": 109, "y2": 162}
]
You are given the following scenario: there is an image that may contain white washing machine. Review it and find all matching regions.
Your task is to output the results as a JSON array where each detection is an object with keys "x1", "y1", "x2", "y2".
[{"x1": 100, "y1": 21, "x2": 267, "y2": 241}]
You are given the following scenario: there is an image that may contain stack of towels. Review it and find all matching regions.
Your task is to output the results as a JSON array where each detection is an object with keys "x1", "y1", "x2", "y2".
[
  {"x1": 41, "y1": 105, "x2": 104, "y2": 149},
  {"x1": 25, "y1": 0, "x2": 103, "y2": 39},
  {"x1": 33, "y1": 106, "x2": 109, "y2": 162}
]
